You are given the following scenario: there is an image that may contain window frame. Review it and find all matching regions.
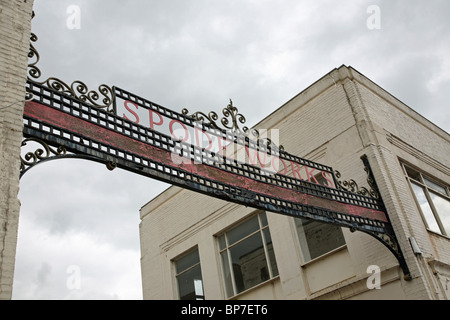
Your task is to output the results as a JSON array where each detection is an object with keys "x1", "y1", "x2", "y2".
[
  {"x1": 294, "y1": 216, "x2": 347, "y2": 263},
  {"x1": 293, "y1": 172, "x2": 346, "y2": 263},
  {"x1": 217, "y1": 211, "x2": 279, "y2": 298},
  {"x1": 403, "y1": 163, "x2": 450, "y2": 237},
  {"x1": 173, "y1": 247, "x2": 205, "y2": 300}
]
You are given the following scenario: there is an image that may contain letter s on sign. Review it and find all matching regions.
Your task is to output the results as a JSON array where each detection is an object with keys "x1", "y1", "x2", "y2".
[{"x1": 123, "y1": 101, "x2": 140, "y2": 124}]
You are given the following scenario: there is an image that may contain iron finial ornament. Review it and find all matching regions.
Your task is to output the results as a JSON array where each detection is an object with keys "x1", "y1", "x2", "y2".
[
  {"x1": 182, "y1": 99, "x2": 248, "y2": 134},
  {"x1": 182, "y1": 99, "x2": 284, "y2": 152},
  {"x1": 221, "y1": 99, "x2": 248, "y2": 134}
]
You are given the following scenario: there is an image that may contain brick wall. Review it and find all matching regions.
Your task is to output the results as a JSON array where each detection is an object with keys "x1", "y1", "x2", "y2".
[
  {"x1": 349, "y1": 71, "x2": 450, "y2": 299},
  {"x1": 0, "y1": 0, "x2": 34, "y2": 300}
]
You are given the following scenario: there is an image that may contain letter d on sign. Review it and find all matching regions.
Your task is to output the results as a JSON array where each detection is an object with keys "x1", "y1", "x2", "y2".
[{"x1": 366, "y1": 265, "x2": 381, "y2": 289}]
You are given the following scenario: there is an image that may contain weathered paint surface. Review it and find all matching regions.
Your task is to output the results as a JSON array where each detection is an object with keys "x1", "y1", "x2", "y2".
[{"x1": 24, "y1": 101, "x2": 388, "y2": 223}]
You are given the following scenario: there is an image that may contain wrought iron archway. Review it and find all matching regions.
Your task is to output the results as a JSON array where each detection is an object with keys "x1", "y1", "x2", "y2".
[{"x1": 20, "y1": 12, "x2": 411, "y2": 280}]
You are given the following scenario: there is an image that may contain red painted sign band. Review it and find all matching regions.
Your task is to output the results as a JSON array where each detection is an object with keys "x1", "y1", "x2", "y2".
[
  {"x1": 24, "y1": 101, "x2": 388, "y2": 223},
  {"x1": 115, "y1": 95, "x2": 337, "y2": 188}
]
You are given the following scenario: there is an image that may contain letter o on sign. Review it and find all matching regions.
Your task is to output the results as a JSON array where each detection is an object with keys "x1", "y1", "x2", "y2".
[{"x1": 169, "y1": 119, "x2": 190, "y2": 142}]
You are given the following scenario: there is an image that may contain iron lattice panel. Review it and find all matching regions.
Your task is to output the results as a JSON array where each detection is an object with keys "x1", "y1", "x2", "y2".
[
  {"x1": 25, "y1": 80, "x2": 386, "y2": 213},
  {"x1": 22, "y1": 79, "x2": 411, "y2": 278}
]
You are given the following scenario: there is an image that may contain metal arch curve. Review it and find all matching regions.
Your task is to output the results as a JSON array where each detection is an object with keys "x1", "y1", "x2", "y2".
[
  {"x1": 19, "y1": 138, "x2": 117, "y2": 179},
  {"x1": 350, "y1": 227, "x2": 412, "y2": 281}
]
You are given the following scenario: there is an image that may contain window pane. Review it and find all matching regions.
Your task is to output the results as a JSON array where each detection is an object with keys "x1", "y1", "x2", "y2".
[
  {"x1": 405, "y1": 166, "x2": 421, "y2": 181},
  {"x1": 177, "y1": 265, "x2": 204, "y2": 300},
  {"x1": 424, "y1": 177, "x2": 447, "y2": 195},
  {"x1": 429, "y1": 191, "x2": 450, "y2": 235},
  {"x1": 194, "y1": 279, "x2": 204, "y2": 299},
  {"x1": 411, "y1": 182, "x2": 441, "y2": 233},
  {"x1": 295, "y1": 218, "x2": 345, "y2": 261},
  {"x1": 220, "y1": 251, "x2": 234, "y2": 298},
  {"x1": 219, "y1": 212, "x2": 278, "y2": 297},
  {"x1": 218, "y1": 234, "x2": 226, "y2": 250},
  {"x1": 226, "y1": 216, "x2": 259, "y2": 245},
  {"x1": 175, "y1": 250, "x2": 200, "y2": 274},
  {"x1": 259, "y1": 212, "x2": 268, "y2": 227},
  {"x1": 295, "y1": 218, "x2": 312, "y2": 261},
  {"x1": 229, "y1": 232, "x2": 268, "y2": 294},
  {"x1": 263, "y1": 228, "x2": 279, "y2": 277}
]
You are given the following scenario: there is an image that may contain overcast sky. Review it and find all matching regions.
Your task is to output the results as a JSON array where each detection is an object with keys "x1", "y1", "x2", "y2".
[{"x1": 13, "y1": 0, "x2": 450, "y2": 300}]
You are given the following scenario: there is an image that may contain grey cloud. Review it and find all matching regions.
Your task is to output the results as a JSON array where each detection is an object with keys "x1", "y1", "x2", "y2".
[{"x1": 36, "y1": 262, "x2": 52, "y2": 287}]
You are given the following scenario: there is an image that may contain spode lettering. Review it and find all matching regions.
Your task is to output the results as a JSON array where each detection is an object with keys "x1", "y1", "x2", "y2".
[{"x1": 118, "y1": 97, "x2": 334, "y2": 188}]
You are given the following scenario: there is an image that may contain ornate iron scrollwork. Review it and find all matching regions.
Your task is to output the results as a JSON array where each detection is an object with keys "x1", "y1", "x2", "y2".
[
  {"x1": 349, "y1": 226, "x2": 411, "y2": 280},
  {"x1": 335, "y1": 159, "x2": 380, "y2": 200},
  {"x1": 27, "y1": 32, "x2": 41, "y2": 79},
  {"x1": 19, "y1": 137, "x2": 118, "y2": 177},
  {"x1": 20, "y1": 137, "x2": 67, "y2": 177},
  {"x1": 35, "y1": 77, "x2": 114, "y2": 112},
  {"x1": 182, "y1": 99, "x2": 248, "y2": 134},
  {"x1": 27, "y1": 21, "x2": 114, "y2": 112},
  {"x1": 182, "y1": 99, "x2": 284, "y2": 152},
  {"x1": 335, "y1": 170, "x2": 380, "y2": 199}
]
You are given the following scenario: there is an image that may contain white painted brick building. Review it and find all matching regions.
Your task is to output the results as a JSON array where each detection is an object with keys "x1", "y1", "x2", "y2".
[{"x1": 139, "y1": 65, "x2": 450, "y2": 300}]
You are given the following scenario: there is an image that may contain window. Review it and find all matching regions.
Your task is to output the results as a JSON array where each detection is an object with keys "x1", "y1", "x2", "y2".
[
  {"x1": 295, "y1": 172, "x2": 346, "y2": 262},
  {"x1": 295, "y1": 218, "x2": 346, "y2": 262},
  {"x1": 404, "y1": 164, "x2": 450, "y2": 236},
  {"x1": 174, "y1": 249, "x2": 205, "y2": 300},
  {"x1": 218, "y1": 212, "x2": 279, "y2": 298}
]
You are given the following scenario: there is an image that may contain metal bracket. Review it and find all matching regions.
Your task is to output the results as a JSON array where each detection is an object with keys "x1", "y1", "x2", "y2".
[
  {"x1": 20, "y1": 137, "x2": 116, "y2": 178},
  {"x1": 338, "y1": 155, "x2": 411, "y2": 280}
]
